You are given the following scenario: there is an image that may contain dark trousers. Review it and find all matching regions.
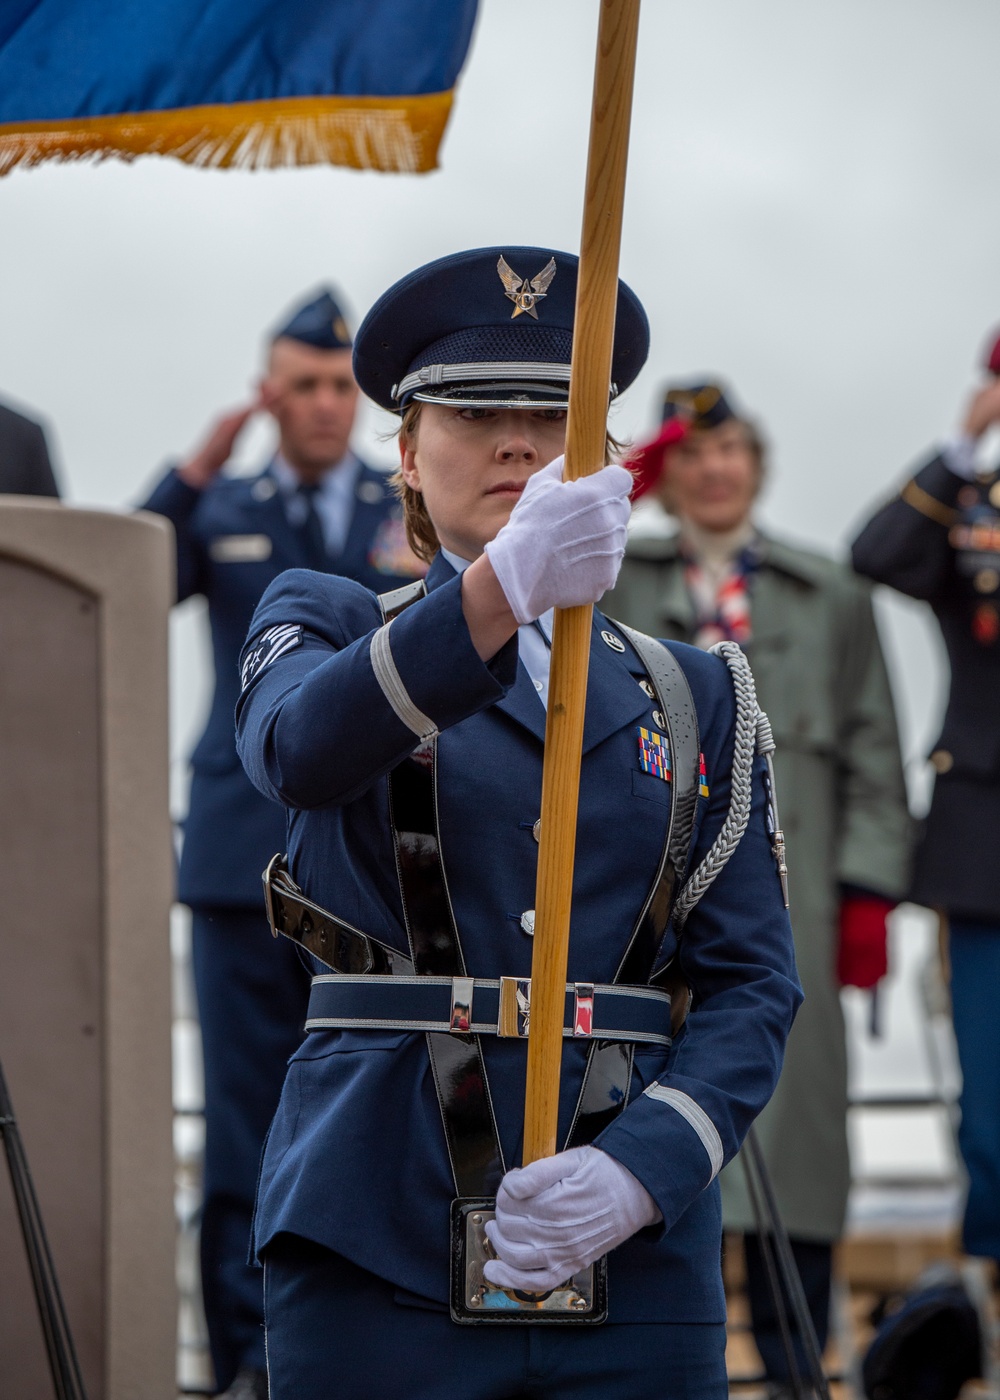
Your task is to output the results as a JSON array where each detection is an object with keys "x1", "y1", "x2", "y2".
[
  {"x1": 949, "y1": 918, "x2": 1000, "y2": 1261},
  {"x1": 191, "y1": 907, "x2": 311, "y2": 1392},
  {"x1": 743, "y1": 1234, "x2": 832, "y2": 1383},
  {"x1": 262, "y1": 1234, "x2": 729, "y2": 1400}
]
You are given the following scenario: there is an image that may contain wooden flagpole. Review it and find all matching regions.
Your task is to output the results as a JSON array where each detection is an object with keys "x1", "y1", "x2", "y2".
[{"x1": 522, "y1": 0, "x2": 642, "y2": 1166}]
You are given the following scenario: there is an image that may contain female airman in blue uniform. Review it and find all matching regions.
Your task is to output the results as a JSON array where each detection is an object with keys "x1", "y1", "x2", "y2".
[{"x1": 235, "y1": 247, "x2": 802, "y2": 1399}]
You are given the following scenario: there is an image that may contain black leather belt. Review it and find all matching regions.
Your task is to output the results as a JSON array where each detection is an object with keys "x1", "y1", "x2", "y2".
[{"x1": 305, "y1": 974, "x2": 673, "y2": 1047}]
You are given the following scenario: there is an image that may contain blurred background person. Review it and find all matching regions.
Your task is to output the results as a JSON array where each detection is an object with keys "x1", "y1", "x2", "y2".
[
  {"x1": 139, "y1": 287, "x2": 424, "y2": 1400},
  {"x1": 0, "y1": 396, "x2": 60, "y2": 497},
  {"x1": 603, "y1": 381, "x2": 912, "y2": 1397},
  {"x1": 852, "y1": 331, "x2": 1000, "y2": 1287}
]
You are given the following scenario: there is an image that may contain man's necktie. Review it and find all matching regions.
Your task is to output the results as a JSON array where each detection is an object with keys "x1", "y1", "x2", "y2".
[{"x1": 296, "y1": 482, "x2": 327, "y2": 567}]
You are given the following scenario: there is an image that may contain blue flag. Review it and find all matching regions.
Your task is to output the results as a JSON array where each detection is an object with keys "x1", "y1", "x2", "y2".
[{"x1": 0, "y1": 0, "x2": 479, "y2": 176}]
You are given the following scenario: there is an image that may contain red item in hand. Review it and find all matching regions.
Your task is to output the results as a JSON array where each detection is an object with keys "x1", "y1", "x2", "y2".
[
  {"x1": 625, "y1": 419, "x2": 690, "y2": 501},
  {"x1": 837, "y1": 895, "x2": 895, "y2": 989},
  {"x1": 985, "y1": 328, "x2": 1000, "y2": 377}
]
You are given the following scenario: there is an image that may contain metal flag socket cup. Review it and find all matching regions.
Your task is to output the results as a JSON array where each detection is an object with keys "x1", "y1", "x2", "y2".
[{"x1": 449, "y1": 1198, "x2": 608, "y2": 1325}]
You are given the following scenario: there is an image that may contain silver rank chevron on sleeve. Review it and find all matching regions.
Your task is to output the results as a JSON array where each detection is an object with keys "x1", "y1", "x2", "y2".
[{"x1": 240, "y1": 623, "x2": 303, "y2": 691}]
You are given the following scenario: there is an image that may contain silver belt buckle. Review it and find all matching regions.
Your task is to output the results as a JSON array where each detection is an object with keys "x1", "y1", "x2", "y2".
[
  {"x1": 497, "y1": 976, "x2": 531, "y2": 1037},
  {"x1": 449, "y1": 976, "x2": 474, "y2": 1033}
]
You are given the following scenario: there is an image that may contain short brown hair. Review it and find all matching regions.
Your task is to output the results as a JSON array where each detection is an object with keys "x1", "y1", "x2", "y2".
[{"x1": 391, "y1": 403, "x2": 624, "y2": 564}]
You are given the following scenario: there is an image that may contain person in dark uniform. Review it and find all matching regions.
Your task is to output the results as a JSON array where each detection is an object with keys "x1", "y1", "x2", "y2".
[
  {"x1": 141, "y1": 288, "x2": 424, "y2": 1400},
  {"x1": 852, "y1": 332, "x2": 1000, "y2": 1278},
  {"x1": 235, "y1": 247, "x2": 802, "y2": 1399},
  {"x1": 0, "y1": 398, "x2": 60, "y2": 496},
  {"x1": 604, "y1": 382, "x2": 912, "y2": 1395}
]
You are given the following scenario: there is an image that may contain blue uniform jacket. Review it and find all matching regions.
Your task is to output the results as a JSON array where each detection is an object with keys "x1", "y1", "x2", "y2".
[
  {"x1": 852, "y1": 451, "x2": 1000, "y2": 920},
  {"x1": 235, "y1": 555, "x2": 801, "y2": 1322},
  {"x1": 142, "y1": 458, "x2": 421, "y2": 907}
]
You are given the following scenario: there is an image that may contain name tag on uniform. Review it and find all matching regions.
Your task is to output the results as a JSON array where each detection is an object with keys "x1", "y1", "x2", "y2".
[{"x1": 209, "y1": 534, "x2": 273, "y2": 563}]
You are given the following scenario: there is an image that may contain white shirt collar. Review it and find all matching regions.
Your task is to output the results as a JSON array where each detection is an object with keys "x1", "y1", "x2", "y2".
[
  {"x1": 271, "y1": 450, "x2": 360, "y2": 498},
  {"x1": 441, "y1": 547, "x2": 472, "y2": 575}
]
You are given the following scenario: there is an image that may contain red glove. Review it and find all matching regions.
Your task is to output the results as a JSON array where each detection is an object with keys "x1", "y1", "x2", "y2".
[{"x1": 837, "y1": 895, "x2": 895, "y2": 989}]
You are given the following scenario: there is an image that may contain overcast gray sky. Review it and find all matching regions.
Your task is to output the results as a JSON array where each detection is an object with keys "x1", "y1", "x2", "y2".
[
  {"x1": 2, "y1": 0, "x2": 998, "y2": 785},
  {"x1": 2, "y1": 0, "x2": 992, "y2": 1133}
]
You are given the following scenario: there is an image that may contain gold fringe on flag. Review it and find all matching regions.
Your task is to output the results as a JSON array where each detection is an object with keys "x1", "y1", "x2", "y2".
[{"x1": 0, "y1": 90, "x2": 455, "y2": 177}]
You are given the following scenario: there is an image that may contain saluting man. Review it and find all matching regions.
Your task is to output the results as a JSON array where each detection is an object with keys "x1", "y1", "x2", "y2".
[
  {"x1": 603, "y1": 382, "x2": 912, "y2": 1395},
  {"x1": 141, "y1": 289, "x2": 424, "y2": 1400},
  {"x1": 852, "y1": 333, "x2": 1000, "y2": 1282}
]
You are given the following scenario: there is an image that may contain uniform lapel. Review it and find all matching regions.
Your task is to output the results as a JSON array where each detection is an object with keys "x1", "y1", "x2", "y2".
[
  {"x1": 615, "y1": 533, "x2": 696, "y2": 642},
  {"x1": 749, "y1": 536, "x2": 804, "y2": 654},
  {"x1": 494, "y1": 663, "x2": 549, "y2": 744},
  {"x1": 581, "y1": 614, "x2": 650, "y2": 755},
  {"x1": 640, "y1": 537, "x2": 697, "y2": 643},
  {"x1": 427, "y1": 554, "x2": 647, "y2": 751},
  {"x1": 336, "y1": 460, "x2": 390, "y2": 578},
  {"x1": 245, "y1": 464, "x2": 313, "y2": 569},
  {"x1": 655, "y1": 560, "x2": 697, "y2": 642},
  {"x1": 494, "y1": 614, "x2": 648, "y2": 751},
  {"x1": 746, "y1": 566, "x2": 790, "y2": 653}
]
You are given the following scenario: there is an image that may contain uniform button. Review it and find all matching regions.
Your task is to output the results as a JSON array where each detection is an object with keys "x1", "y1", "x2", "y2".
[
  {"x1": 533, "y1": 678, "x2": 544, "y2": 692},
  {"x1": 356, "y1": 479, "x2": 384, "y2": 505},
  {"x1": 639, "y1": 679, "x2": 655, "y2": 698},
  {"x1": 601, "y1": 630, "x2": 626, "y2": 653},
  {"x1": 532, "y1": 819, "x2": 541, "y2": 842},
  {"x1": 520, "y1": 910, "x2": 535, "y2": 936},
  {"x1": 251, "y1": 477, "x2": 277, "y2": 501},
  {"x1": 930, "y1": 749, "x2": 954, "y2": 774},
  {"x1": 652, "y1": 710, "x2": 665, "y2": 728}
]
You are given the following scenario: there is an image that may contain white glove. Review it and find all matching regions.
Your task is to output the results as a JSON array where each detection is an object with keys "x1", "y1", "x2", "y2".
[
  {"x1": 942, "y1": 432, "x2": 979, "y2": 480},
  {"x1": 483, "y1": 456, "x2": 632, "y2": 625},
  {"x1": 482, "y1": 1145, "x2": 661, "y2": 1293}
]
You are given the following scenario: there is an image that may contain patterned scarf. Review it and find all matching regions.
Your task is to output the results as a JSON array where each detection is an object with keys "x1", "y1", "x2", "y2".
[{"x1": 681, "y1": 535, "x2": 757, "y2": 651}]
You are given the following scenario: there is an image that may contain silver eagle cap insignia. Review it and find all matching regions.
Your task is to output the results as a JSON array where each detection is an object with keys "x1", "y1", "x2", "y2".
[{"x1": 497, "y1": 255, "x2": 557, "y2": 319}]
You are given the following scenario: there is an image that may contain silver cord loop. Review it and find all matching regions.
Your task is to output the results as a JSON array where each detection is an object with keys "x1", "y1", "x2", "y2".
[{"x1": 673, "y1": 641, "x2": 765, "y2": 926}]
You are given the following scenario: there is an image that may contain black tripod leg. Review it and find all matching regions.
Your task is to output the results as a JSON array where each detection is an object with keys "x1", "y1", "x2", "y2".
[
  {"x1": 741, "y1": 1141, "x2": 806, "y2": 1397},
  {"x1": 744, "y1": 1125, "x2": 831, "y2": 1400},
  {"x1": 0, "y1": 1055, "x2": 89, "y2": 1400}
]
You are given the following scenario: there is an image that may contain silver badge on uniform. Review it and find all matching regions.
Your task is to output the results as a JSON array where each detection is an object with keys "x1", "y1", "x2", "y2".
[
  {"x1": 240, "y1": 623, "x2": 303, "y2": 690},
  {"x1": 356, "y1": 479, "x2": 384, "y2": 505}
]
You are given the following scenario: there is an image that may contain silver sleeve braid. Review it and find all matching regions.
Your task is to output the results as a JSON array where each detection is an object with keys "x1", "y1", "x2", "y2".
[{"x1": 672, "y1": 640, "x2": 774, "y2": 928}]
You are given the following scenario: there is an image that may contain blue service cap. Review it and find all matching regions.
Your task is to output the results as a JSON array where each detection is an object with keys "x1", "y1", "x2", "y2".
[
  {"x1": 272, "y1": 288, "x2": 352, "y2": 350},
  {"x1": 353, "y1": 246, "x2": 649, "y2": 413},
  {"x1": 661, "y1": 381, "x2": 740, "y2": 429}
]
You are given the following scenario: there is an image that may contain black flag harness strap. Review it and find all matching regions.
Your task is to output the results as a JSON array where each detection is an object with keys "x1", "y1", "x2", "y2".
[{"x1": 262, "y1": 582, "x2": 712, "y2": 1202}]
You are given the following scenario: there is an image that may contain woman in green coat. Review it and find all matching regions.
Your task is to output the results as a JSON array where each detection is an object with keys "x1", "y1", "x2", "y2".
[{"x1": 602, "y1": 382, "x2": 912, "y2": 1397}]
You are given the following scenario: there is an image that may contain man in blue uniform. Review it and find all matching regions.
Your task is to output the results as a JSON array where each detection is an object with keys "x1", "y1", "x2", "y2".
[
  {"x1": 852, "y1": 340, "x2": 1000, "y2": 1281},
  {"x1": 141, "y1": 288, "x2": 424, "y2": 1400}
]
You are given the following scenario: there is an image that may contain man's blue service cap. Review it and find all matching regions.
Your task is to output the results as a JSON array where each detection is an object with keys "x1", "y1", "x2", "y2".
[
  {"x1": 272, "y1": 288, "x2": 352, "y2": 351},
  {"x1": 353, "y1": 246, "x2": 649, "y2": 413}
]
